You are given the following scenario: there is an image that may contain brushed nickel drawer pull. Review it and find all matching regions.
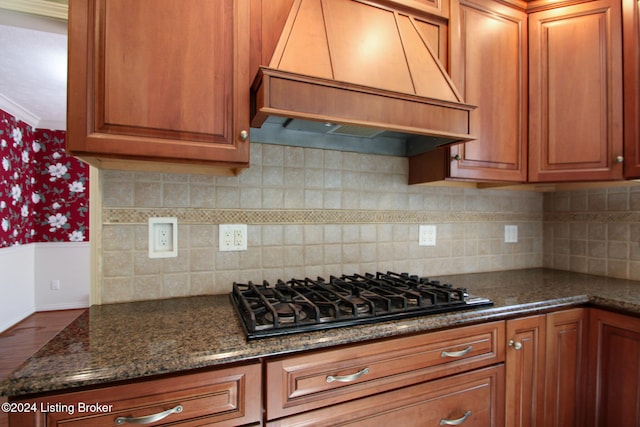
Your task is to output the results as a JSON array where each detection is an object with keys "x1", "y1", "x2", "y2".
[
  {"x1": 440, "y1": 410, "x2": 472, "y2": 425},
  {"x1": 114, "y1": 404, "x2": 183, "y2": 425},
  {"x1": 326, "y1": 367, "x2": 370, "y2": 383},
  {"x1": 441, "y1": 345, "x2": 473, "y2": 358}
]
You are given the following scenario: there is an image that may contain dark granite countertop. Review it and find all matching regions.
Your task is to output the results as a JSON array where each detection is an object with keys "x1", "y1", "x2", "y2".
[{"x1": 3, "y1": 268, "x2": 640, "y2": 398}]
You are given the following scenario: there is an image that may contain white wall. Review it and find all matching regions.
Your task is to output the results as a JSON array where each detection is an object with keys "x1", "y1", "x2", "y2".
[
  {"x1": 0, "y1": 244, "x2": 35, "y2": 332},
  {"x1": 0, "y1": 242, "x2": 89, "y2": 332},
  {"x1": 34, "y1": 242, "x2": 90, "y2": 311}
]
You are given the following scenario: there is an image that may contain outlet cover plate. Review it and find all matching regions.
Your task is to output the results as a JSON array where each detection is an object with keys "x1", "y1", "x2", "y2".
[
  {"x1": 219, "y1": 224, "x2": 247, "y2": 251},
  {"x1": 419, "y1": 225, "x2": 437, "y2": 246},
  {"x1": 504, "y1": 225, "x2": 518, "y2": 243},
  {"x1": 148, "y1": 217, "x2": 178, "y2": 258}
]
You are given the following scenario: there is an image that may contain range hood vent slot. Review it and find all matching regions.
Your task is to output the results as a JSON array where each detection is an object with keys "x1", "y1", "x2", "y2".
[
  {"x1": 250, "y1": 0, "x2": 476, "y2": 156},
  {"x1": 329, "y1": 125, "x2": 384, "y2": 138}
]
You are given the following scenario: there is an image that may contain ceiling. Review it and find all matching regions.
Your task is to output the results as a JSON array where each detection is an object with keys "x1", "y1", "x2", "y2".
[{"x1": 0, "y1": 0, "x2": 68, "y2": 130}]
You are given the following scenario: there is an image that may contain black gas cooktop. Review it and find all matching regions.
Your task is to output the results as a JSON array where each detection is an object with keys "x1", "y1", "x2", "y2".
[{"x1": 230, "y1": 271, "x2": 493, "y2": 340}]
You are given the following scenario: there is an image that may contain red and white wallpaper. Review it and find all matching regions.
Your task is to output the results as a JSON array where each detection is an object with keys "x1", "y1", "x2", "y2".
[{"x1": 0, "y1": 109, "x2": 89, "y2": 248}]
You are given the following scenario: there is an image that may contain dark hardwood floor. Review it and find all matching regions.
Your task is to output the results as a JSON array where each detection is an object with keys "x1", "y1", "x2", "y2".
[{"x1": 0, "y1": 309, "x2": 85, "y2": 427}]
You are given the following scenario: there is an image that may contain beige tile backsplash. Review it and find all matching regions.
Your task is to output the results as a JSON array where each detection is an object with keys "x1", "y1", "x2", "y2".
[
  {"x1": 99, "y1": 144, "x2": 544, "y2": 303},
  {"x1": 543, "y1": 184, "x2": 640, "y2": 280}
]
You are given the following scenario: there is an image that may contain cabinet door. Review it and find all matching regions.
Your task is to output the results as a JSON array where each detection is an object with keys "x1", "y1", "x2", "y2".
[
  {"x1": 505, "y1": 315, "x2": 546, "y2": 427},
  {"x1": 623, "y1": 0, "x2": 640, "y2": 178},
  {"x1": 543, "y1": 308, "x2": 587, "y2": 427},
  {"x1": 67, "y1": 0, "x2": 250, "y2": 173},
  {"x1": 409, "y1": 0, "x2": 527, "y2": 184},
  {"x1": 528, "y1": 0, "x2": 623, "y2": 182},
  {"x1": 587, "y1": 309, "x2": 640, "y2": 427},
  {"x1": 449, "y1": 0, "x2": 528, "y2": 182}
]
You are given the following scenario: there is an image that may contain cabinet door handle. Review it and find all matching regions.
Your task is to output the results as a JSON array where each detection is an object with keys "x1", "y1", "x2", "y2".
[
  {"x1": 326, "y1": 367, "x2": 370, "y2": 383},
  {"x1": 114, "y1": 404, "x2": 183, "y2": 425},
  {"x1": 509, "y1": 339, "x2": 523, "y2": 350},
  {"x1": 441, "y1": 345, "x2": 473, "y2": 358},
  {"x1": 440, "y1": 410, "x2": 472, "y2": 425}
]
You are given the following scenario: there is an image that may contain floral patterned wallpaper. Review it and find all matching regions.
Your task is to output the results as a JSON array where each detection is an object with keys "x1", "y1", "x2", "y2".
[{"x1": 0, "y1": 109, "x2": 89, "y2": 248}]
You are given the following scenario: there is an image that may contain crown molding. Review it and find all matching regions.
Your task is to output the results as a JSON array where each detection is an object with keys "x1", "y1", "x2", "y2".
[
  {"x1": 0, "y1": 0, "x2": 67, "y2": 21},
  {"x1": 0, "y1": 94, "x2": 39, "y2": 129}
]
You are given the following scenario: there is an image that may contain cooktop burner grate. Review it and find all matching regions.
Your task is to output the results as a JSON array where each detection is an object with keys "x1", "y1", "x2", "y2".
[{"x1": 230, "y1": 271, "x2": 493, "y2": 340}]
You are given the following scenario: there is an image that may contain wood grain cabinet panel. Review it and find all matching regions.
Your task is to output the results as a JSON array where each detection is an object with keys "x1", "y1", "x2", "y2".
[
  {"x1": 265, "y1": 321, "x2": 504, "y2": 420},
  {"x1": 409, "y1": 0, "x2": 527, "y2": 184},
  {"x1": 623, "y1": 0, "x2": 640, "y2": 178},
  {"x1": 543, "y1": 308, "x2": 587, "y2": 427},
  {"x1": 8, "y1": 363, "x2": 262, "y2": 426},
  {"x1": 67, "y1": 0, "x2": 250, "y2": 174},
  {"x1": 267, "y1": 365, "x2": 505, "y2": 427},
  {"x1": 587, "y1": 309, "x2": 640, "y2": 427},
  {"x1": 528, "y1": 0, "x2": 624, "y2": 182},
  {"x1": 505, "y1": 314, "x2": 546, "y2": 427}
]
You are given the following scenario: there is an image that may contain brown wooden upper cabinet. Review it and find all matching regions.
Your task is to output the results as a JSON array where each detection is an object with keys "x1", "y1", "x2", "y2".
[
  {"x1": 412, "y1": 0, "x2": 631, "y2": 185},
  {"x1": 528, "y1": 0, "x2": 624, "y2": 182},
  {"x1": 622, "y1": 0, "x2": 640, "y2": 178},
  {"x1": 66, "y1": 0, "x2": 250, "y2": 175},
  {"x1": 409, "y1": 0, "x2": 528, "y2": 184}
]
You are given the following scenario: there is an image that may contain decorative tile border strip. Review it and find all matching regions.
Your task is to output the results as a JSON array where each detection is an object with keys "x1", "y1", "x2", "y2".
[
  {"x1": 544, "y1": 211, "x2": 640, "y2": 223},
  {"x1": 104, "y1": 208, "x2": 542, "y2": 225}
]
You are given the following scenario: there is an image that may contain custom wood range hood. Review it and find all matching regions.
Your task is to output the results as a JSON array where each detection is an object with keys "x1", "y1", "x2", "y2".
[{"x1": 250, "y1": 0, "x2": 476, "y2": 157}]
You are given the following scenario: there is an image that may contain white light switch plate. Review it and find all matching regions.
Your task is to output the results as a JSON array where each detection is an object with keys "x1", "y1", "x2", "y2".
[
  {"x1": 419, "y1": 225, "x2": 437, "y2": 246},
  {"x1": 219, "y1": 224, "x2": 247, "y2": 251}
]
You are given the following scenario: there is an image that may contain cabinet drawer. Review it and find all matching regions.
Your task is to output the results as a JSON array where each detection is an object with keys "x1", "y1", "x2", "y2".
[
  {"x1": 10, "y1": 363, "x2": 261, "y2": 427},
  {"x1": 266, "y1": 321, "x2": 504, "y2": 419},
  {"x1": 268, "y1": 364, "x2": 505, "y2": 426}
]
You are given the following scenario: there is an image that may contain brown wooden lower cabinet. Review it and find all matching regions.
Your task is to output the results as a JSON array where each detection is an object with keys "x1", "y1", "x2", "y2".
[
  {"x1": 544, "y1": 309, "x2": 588, "y2": 427},
  {"x1": 587, "y1": 309, "x2": 640, "y2": 427},
  {"x1": 505, "y1": 314, "x2": 547, "y2": 427},
  {"x1": 266, "y1": 365, "x2": 505, "y2": 427},
  {"x1": 265, "y1": 321, "x2": 505, "y2": 420},
  {"x1": 8, "y1": 363, "x2": 262, "y2": 427},
  {"x1": 505, "y1": 308, "x2": 587, "y2": 427},
  {"x1": 10, "y1": 307, "x2": 639, "y2": 427}
]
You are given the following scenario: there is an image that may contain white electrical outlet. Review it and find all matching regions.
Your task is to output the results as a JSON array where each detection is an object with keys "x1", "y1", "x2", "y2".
[
  {"x1": 419, "y1": 225, "x2": 437, "y2": 246},
  {"x1": 50, "y1": 279, "x2": 60, "y2": 290},
  {"x1": 505, "y1": 225, "x2": 518, "y2": 243},
  {"x1": 148, "y1": 217, "x2": 178, "y2": 258},
  {"x1": 220, "y1": 224, "x2": 247, "y2": 251}
]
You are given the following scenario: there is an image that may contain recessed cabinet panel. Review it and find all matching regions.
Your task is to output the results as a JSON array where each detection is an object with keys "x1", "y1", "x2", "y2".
[
  {"x1": 100, "y1": 0, "x2": 228, "y2": 140},
  {"x1": 505, "y1": 315, "x2": 546, "y2": 427},
  {"x1": 408, "y1": 0, "x2": 527, "y2": 184},
  {"x1": 587, "y1": 309, "x2": 640, "y2": 427},
  {"x1": 544, "y1": 309, "x2": 587, "y2": 427},
  {"x1": 529, "y1": 0, "x2": 623, "y2": 181},
  {"x1": 622, "y1": 0, "x2": 640, "y2": 178},
  {"x1": 67, "y1": 0, "x2": 250, "y2": 172},
  {"x1": 450, "y1": 0, "x2": 527, "y2": 182}
]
